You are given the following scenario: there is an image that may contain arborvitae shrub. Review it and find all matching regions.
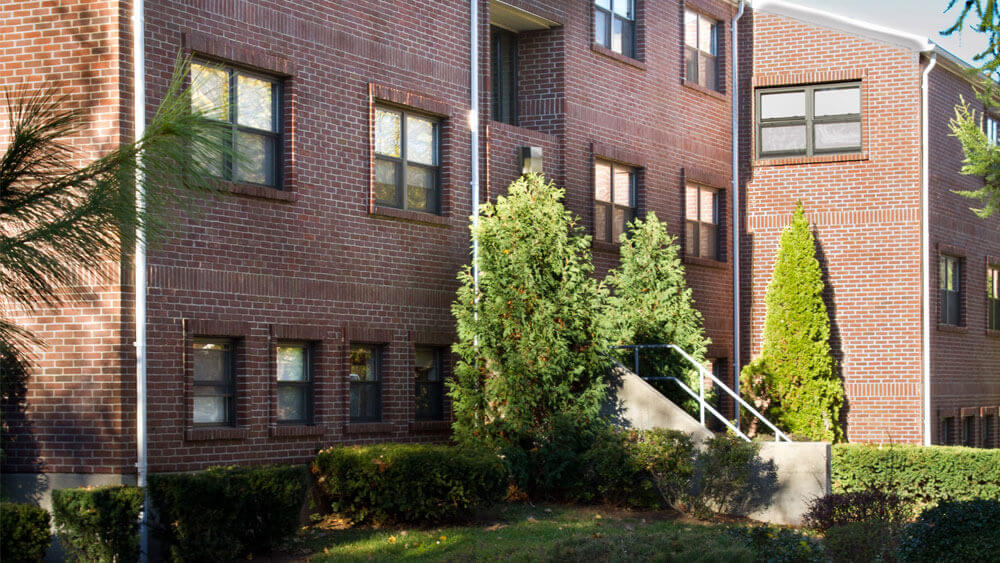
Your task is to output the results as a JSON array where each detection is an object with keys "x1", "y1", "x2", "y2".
[
  {"x1": 740, "y1": 203, "x2": 844, "y2": 441},
  {"x1": 148, "y1": 464, "x2": 307, "y2": 562},
  {"x1": 607, "y1": 213, "x2": 711, "y2": 414},
  {"x1": 897, "y1": 499, "x2": 1000, "y2": 562},
  {"x1": 1, "y1": 502, "x2": 50, "y2": 562},
  {"x1": 450, "y1": 173, "x2": 612, "y2": 449},
  {"x1": 51, "y1": 486, "x2": 143, "y2": 563},
  {"x1": 312, "y1": 444, "x2": 507, "y2": 524}
]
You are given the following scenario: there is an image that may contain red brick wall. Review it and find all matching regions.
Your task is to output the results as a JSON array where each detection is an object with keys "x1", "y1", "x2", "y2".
[
  {"x1": 926, "y1": 63, "x2": 1000, "y2": 445},
  {"x1": 743, "y1": 11, "x2": 925, "y2": 443},
  {"x1": 1, "y1": 1, "x2": 129, "y2": 473}
]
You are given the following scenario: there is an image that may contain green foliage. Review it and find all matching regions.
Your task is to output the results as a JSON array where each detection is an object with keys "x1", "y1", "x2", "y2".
[
  {"x1": 741, "y1": 203, "x2": 843, "y2": 442},
  {"x1": 688, "y1": 434, "x2": 777, "y2": 517},
  {"x1": 0, "y1": 502, "x2": 50, "y2": 563},
  {"x1": 51, "y1": 486, "x2": 142, "y2": 563},
  {"x1": 822, "y1": 522, "x2": 896, "y2": 563},
  {"x1": 450, "y1": 173, "x2": 612, "y2": 448},
  {"x1": 832, "y1": 443, "x2": 1000, "y2": 504},
  {"x1": 896, "y1": 499, "x2": 1000, "y2": 562},
  {"x1": 943, "y1": 0, "x2": 1000, "y2": 75},
  {"x1": 804, "y1": 490, "x2": 913, "y2": 533},
  {"x1": 312, "y1": 444, "x2": 507, "y2": 524},
  {"x1": 947, "y1": 99, "x2": 1000, "y2": 222},
  {"x1": 624, "y1": 428, "x2": 696, "y2": 506},
  {"x1": 607, "y1": 212, "x2": 712, "y2": 413},
  {"x1": 728, "y1": 525, "x2": 827, "y2": 563},
  {"x1": 148, "y1": 464, "x2": 307, "y2": 562}
]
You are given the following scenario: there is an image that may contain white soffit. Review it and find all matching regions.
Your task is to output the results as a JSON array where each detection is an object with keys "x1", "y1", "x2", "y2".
[
  {"x1": 490, "y1": 0, "x2": 559, "y2": 32},
  {"x1": 753, "y1": 0, "x2": 933, "y2": 53}
]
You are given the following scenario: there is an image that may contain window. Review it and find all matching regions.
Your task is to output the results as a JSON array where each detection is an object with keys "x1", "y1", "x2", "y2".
[
  {"x1": 491, "y1": 26, "x2": 518, "y2": 125},
  {"x1": 276, "y1": 342, "x2": 313, "y2": 424},
  {"x1": 984, "y1": 415, "x2": 996, "y2": 448},
  {"x1": 685, "y1": 183, "x2": 720, "y2": 260},
  {"x1": 940, "y1": 416, "x2": 955, "y2": 445},
  {"x1": 756, "y1": 83, "x2": 862, "y2": 158},
  {"x1": 594, "y1": 160, "x2": 636, "y2": 243},
  {"x1": 940, "y1": 255, "x2": 962, "y2": 326},
  {"x1": 374, "y1": 106, "x2": 440, "y2": 213},
  {"x1": 963, "y1": 416, "x2": 976, "y2": 447},
  {"x1": 193, "y1": 339, "x2": 236, "y2": 425},
  {"x1": 987, "y1": 116, "x2": 999, "y2": 146},
  {"x1": 594, "y1": 0, "x2": 635, "y2": 58},
  {"x1": 684, "y1": 10, "x2": 718, "y2": 90},
  {"x1": 191, "y1": 61, "x2": 282, "y2": 187},
  {"x1": 414, "y1": 347, "x2": 444, "y2": 420},
  {"x1": 988, "y1": 264, "x2": 1000, "y2": 330},
  {"x1": 349, "y1": 344, "x2": 381, "y2": 422}
]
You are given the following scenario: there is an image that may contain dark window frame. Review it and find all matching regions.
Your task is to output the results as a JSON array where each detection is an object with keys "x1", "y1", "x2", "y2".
[
  {"x1": 192, "y1": 60, "x2": 283, "y2": 188},
  {"x1": 755, "y1": 82, "x2": 862, "y2": 159},
  {"x1": 684, "y1": 9, "x2": 719, "y2": 91},
  {"x1": 594, "y1": 159, "x2": 637, "y2": 244},
  {"x1": 413, "y1": 346, "x2": 445, "y2": 421},
  {"x1": 941, "y1": 416, "x2": 955, "y2": 445},
  {"x1": 685, "y1": 182, "x2": 721, "y2": 260},
  {"x1": 349, "y1": 343, "x2": 382, "y2": 423},
  {"x1": 490, "y1": 26, "x2": 518, "y2": 126},
  {"x1": 594, "y1": 0, "x2": 636, "y2": 59},
  {"x1": 192, "y1": 337, "x2": 237, "y2": 427},
  {"x1": 275, "y1": 341, "x2": 314, "y2": 425},
  {"x1": 987, "y1": 115, "x2": 999, "y2": 146},
  {"x1": 374, "y1": 105, "x2": 442, "y2": 214},
  {"x1": 940, "y1": 254, "x2": 962, "y2": 326},
  {"x1": 988, "y1": 263, "x2": 1000, "y2": 331},
  {"x1": 963, "y1": 416, "x2": 976, "y2": 447},
  {"x1": 984, "y1": 414, "x2": 996, "y2": 448}
]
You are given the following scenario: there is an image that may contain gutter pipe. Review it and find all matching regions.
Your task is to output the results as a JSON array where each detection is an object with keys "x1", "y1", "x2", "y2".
[
  {"x1": 470, "y1": 1, "x2": 480, "y2": 300},
  {"x1": 732, "y1": 0, "x2": 745, "y2": 426},
  {"x1": 130, "y1": 0, "x2": 149, "y2": 560},
  {"x1": 921, "y1": 49, "x2": 937, "y2": 445}
]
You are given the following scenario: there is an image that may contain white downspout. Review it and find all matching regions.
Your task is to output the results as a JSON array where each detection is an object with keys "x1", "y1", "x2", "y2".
[
  {"x1": 732, "y1": 0, "x2": 745, "y2": 425},
  {"x1": 921, "y1": 49, "x2": 937, "y2": 445},
  {"x1": 131, "y1": 0, "x2": 149, "y2": 559},
  {"x1": 470, "y1": 0, "x2": 480, "y2": 298}
]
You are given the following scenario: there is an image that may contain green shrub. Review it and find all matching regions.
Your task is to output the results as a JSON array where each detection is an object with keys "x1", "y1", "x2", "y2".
[
  {"x1": 51, "y1": 486, "x2": 142, "y2": 562},
  {"x1": 729, "y1": 525, "x2": 827, "y2": 563},
  {"x1": 625, "y1": 428, "x2": 695, "y2": 505},
  {"x1": 149, "y1": 464, "x2": 307, "y2": 562},
  {"x1": 896, "y1": 499, "x2": 1000, "y2": 563},
  {"x1": 1, "y1": 502, "x2": 50, "y2": 562},
  {"x1": 832, "y1": 444, "x2": 1000, "y2": 504},
  {"x1": 450, "y1": 173, "x2": 612, "y2": 450},
  {"x1": 823, "y1": 522, "x2": 896, "y2": 563},
  {"x1": 804, "y1": 490, "x2": 913, "y2": 532},
  {"x1": 313, "y1": 444, "x2": 507, "y2": 524},
  {"x1": 689, "y1": 434, "x2": 777, "y2": 516}
]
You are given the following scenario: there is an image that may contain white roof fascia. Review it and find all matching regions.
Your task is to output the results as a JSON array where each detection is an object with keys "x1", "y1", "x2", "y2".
[{"x1": 752, "y1": 0, "x2": 934, "y2": 53}]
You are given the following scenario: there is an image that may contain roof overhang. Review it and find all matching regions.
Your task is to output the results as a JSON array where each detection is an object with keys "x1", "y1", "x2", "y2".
[{"x1": 489, "y1": 1, "x2": 559, "y2": 33}]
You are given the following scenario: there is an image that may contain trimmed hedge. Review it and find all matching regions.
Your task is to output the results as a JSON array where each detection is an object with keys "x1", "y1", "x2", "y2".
[
  {"x1": 832, "y1": 444, "x2": 1000, "y2": 504},
  {"x1": 897, "y1": 499, "x2": 1000, "y2": 562},
  {"x1": 313, "y1": 444, "x2": 507, "y2": 524},
  {"x1": 149, "y1": 464, "x2": 307, "y2": 562},
  {"x1": 1, "y1": 502, "x2": 50, "y2": 562},
  {"x1": 51, "y1": 486, "x2": 143, "y2": 563}
]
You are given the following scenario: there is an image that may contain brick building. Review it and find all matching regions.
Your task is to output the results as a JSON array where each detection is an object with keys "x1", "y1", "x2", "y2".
[
  {"x1": 2, "y1": 0, "x2": 997, "y2": 504},
  {"x1": 742, "y1": 1, "x2": 1000, "y2": 446}
]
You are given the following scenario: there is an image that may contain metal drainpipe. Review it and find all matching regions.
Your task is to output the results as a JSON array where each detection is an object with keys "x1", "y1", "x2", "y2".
[
  {"x1": 731, "y1": 0, "x2": 745, "y2": 427},
  {"x1": 130, "y1": 0, "x2": 149, "y2": 559},
  {"x1": 921, "y1": 49, "x2": 937, "y2": 446},
  {"x1": 470, "y1": 0, "x2": 480, "y2": 301}
]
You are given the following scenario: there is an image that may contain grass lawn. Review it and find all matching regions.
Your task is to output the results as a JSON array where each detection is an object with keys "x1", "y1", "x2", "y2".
[{"x1": 280, "y1": 503, "x2": 756, "y2": 562}]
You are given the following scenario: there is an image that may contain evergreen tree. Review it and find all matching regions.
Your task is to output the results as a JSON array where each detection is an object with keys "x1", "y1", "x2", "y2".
[
  {"x1": 741, "y1": 203, "x2": 844, "y2": 442},
  {"x1": 607, "y1": 213, "x2": 711, "y2": 413},
  {"x1": 449, "y1": 174, "x2": 612, "y2": 448}
]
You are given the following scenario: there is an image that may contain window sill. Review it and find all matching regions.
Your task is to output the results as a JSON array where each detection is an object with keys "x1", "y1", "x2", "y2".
[
  {"x1": 185, "y1": 426, "x2": 251, "y2": 442},
  {"x1": 269, "y1": 424, "x2": 327, "y2": 438},
  {"x1": 754, "y1": 152, "x2": 868, "y2": 167},
  {"x1": 682, "y1": 79, "x2": 727, "y2": 102},
  {"x1": 590, "y1": 43, "x2": 646, "y2": 70},
  {"x1": 409, "y1": 420, "x2": 451, "y2": 433},
  {"x1": 592, "y1": 239, "x2": 621, "y2": 254},
  {"x1": 216, "y1": 180, "x2": 297, "y2": 202},
  {"x1": 986, "y1": 329, "x2": 1000, "y2": 338},
  {"x1": 937, "y1": 323, "x2": 968, "y2": 334},
  {"x1": 370, "y1": 205, "x2": 449, "y2": 227},
  {"x1": 344, "y1": 422, "x2": 394, "y2": 435},
  {"x1": 683, "y1": 255, "x2": 729, "y2": 270}
]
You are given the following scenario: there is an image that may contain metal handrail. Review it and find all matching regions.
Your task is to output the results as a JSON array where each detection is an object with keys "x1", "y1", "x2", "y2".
[{"x1": 612, "y1": 344, "x2": 791, "y2": 442}]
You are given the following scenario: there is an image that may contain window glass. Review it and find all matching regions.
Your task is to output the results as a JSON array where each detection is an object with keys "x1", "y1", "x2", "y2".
[
  {"x1": 594, "y1": 0, "x2": 634, "y2": 57},
  {"x1": 277, "y1": 386, "x2": 306, "y2": 422},
  {"x1": 596, "y1": 0, "x2": 610, "y2": 9},
  {"x1": 191, "y1": 63, "x2": 229, "y2": 120},
  {"x1": 700, "y1": 188, "x2": 716, "y2": 224},
  {"x1": 277, "y1": 346, "x2": 305, "y2": 381},
  {"x1": 815, "y1": 87, "x2": 860, "y2": 116},
  {"x1": 193, "y1": 339, "x2": 234, "y2": 425},
  {"x1": 814, "y1": 122, "x2": 861, "y2": 151},
  {"x1": 761, "y1": 125, "x2": 807, "y2": 153},
  {"x1": 595, "y1": 10, "x2": 609, "y2": 47},
  {"x1": 194, "y1": 341, "x2": 229, "y2": 383},
  {"x1": 374, "y1": 106, "x2": 439, "y2": 214},
  {"x1": 760, "y1": 91, "x2": 806, "y2": 119},
  {"x1": 684, "y1": 10, "x2": 698, "y2": 48},
  {"x1": 237, "y1": 74, "x2": 274, "y2": 130},
  {"x1": 414, "y1": 347, "x2": 444, "y2": 420},
  {"x1": 350, "y1": 344, "x2": 381, "y2": 422},
  {"x1": 235, "y1": 131, "x2": 274, "y2": 185},
  {"x1": 593, "y1": 160, "x2": 635, "y2": 243},
  {"x1": 350, "y1": 346, "x2": 377, "y2": 382},
  {"x1": 406, "y1": 165, "x2": 434, "y2": 212},
  {"x1": 613, "y1": 0, "x2": 631, "y2": 18},
  {"x1": 491, "y1": 27, "x2": 518, "y2": 126},
  {"x1": 699, "y1": 16, "x2": 716, "y2": 54},
  {"x1": 406, "y1": 116, "x2": 435, "y2": 165},
  {"x1": 686, "y1": 184, "x2": 720, "y2": 260},
  {"x1": 595, "y1": 161, "x2": 612, "y2": 202},
  {"x1": 613, "y1": 166, "x2": 632, "y2": 206},
  {"x1": 375, "y1": 109, "x2": 401, "y2": 157},
  {"x1": 375, "y1": 160, "x2": 398, "y2": 205}
]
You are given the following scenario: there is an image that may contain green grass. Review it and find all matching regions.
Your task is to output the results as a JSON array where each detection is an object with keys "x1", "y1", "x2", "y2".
[{"x1": 289, "y1": 503, "x2": 755, "y2": 562}]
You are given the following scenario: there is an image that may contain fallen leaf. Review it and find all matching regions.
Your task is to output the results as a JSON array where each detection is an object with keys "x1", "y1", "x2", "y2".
[
  {"x1": 388, "y1": 536, "x2": 397, "y2": 544},
  {"x1": 594, "y1": 514, "x2": 602, "y2": 519},
  {"x1": 527, "y1": 516, "x2": 538, "y2": 523}
]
